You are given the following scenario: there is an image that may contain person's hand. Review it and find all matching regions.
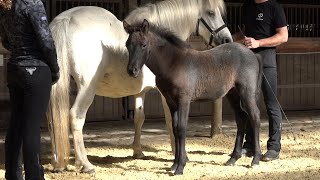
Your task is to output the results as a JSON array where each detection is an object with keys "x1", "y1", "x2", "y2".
[
  {"x1": 51, "y1": 71, "x2": 60, "y2": 85},
  {"x1": 244, "y1": 37, "x2": 260, "y2": 49}
]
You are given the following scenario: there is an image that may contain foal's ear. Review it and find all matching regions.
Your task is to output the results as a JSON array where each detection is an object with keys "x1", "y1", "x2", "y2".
[
  {"x1": 141, "y1": 19, "x2": 149, "y2": 34},
  {"x1": 123, "y1": 20, "x2": 131, "y2": 33}
]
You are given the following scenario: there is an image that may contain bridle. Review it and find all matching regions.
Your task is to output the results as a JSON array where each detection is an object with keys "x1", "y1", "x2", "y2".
[{"x1": 195, "y1": 17, "x2": 227, "y2": 46}]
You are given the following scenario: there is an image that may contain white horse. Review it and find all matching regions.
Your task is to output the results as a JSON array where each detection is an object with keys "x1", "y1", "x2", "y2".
[{"x1": 48, "y1": 0, "x2": 232, "y2": 173}]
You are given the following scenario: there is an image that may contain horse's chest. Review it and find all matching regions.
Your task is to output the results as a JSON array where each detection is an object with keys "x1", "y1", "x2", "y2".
[{"x1": 156, "y1": 76, "x2": 193, "y2": 100}]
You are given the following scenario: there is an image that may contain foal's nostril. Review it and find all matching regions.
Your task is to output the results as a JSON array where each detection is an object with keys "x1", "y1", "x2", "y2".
[
  {"x1": 128, "y1": 66, "x2": 135, "y2": 76},
  {"x1": 128, "y1": 66, "x2": 139, "y2": 78},
  {"x1": 133, "y1": 67, "x2": 138, "y2": 74}
]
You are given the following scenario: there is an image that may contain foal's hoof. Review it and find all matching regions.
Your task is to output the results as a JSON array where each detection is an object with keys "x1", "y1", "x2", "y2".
[
  {"x1": 225, "y1": 158, "x2": 237, "y2": 166},
  {"x1": 174, "y1": 167, "x2": 184, "y2": 175},
  {"x1": 251, "y1": 154, "x2": 261, "y2": 167},
  {"x1": 133, "y1": 152, "x2": 145, "y2": 159},
  {"x1": 170, "y1": 163, "x2": 178, "y2": 172},
  {"x1": 251, "y1": 163, "x2": 259, "y2": 169},
  {"x1": 251, "y1": 159, "x2": 260, "y2": 168}
]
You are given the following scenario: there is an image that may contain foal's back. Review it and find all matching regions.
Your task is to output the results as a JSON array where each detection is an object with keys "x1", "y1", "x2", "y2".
[{"x1": 180, "y1": 43, "x2": 260, "y2": 101}]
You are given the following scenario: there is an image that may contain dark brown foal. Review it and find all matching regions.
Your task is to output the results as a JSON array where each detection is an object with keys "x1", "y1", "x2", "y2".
[{"x1": 124, "y1": 19, "x2": 263, "y2": 175}]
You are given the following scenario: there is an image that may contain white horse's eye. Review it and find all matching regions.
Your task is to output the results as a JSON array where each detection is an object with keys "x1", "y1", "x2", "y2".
[{"x1": 208, "y1": 11, "x2": 215, "y2": 17}]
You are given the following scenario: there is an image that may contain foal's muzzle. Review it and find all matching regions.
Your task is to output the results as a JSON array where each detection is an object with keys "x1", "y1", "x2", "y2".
[{"x1": 128, "y1": 66, "x2": 140, "y2": 78}]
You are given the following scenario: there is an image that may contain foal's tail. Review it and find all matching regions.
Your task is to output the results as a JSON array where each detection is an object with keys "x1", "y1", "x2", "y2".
[
  {"x1": 255, "y1": 54, "x2": 263, "y2": 101},
  {"x1": 47, "y1": 17, "x2": 71, "y2": 171}
]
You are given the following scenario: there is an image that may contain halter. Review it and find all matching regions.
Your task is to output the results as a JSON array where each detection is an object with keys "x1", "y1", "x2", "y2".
[{"x1": 195, "y1": 17, "x2": 228, "y2": 46}]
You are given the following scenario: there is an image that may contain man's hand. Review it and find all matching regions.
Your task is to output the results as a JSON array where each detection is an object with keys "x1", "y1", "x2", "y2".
[{"x1": 244, "y1": 37, "x2": 260, "y2": 49}]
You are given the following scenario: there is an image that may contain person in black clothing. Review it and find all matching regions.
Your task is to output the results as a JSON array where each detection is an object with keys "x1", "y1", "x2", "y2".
[
  {"x1": 0, "y1": 0, "x2": 59, "y2": 179},
  {"x1": 233, "y1": 0, "x2": 288, "y2": 161}
]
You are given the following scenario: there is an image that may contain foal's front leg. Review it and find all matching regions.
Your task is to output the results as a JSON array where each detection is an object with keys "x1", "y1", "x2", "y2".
[
  {"x1": 171, "y1": 100, "x2": 190, "y2": 175},
  {"x1": 169, "y1": 109, "x2": 179, "y2": 172}
]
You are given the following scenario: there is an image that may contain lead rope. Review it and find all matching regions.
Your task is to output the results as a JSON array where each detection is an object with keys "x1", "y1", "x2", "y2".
[{"x1": 262, "y1": 73, "x2": 297, "y2": 142}]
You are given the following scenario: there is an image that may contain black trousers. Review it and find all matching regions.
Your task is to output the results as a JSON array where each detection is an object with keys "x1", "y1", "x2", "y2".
[
  {"x1": 243, "y1": 49, "x2": 282, "y2": 152},
  {"x1": 5, "y1": 62, "x2": 51, "y2": 180}
]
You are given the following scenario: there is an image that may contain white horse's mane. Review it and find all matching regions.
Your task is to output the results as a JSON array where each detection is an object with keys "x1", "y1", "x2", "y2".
[{"x1": 125, "y1": 0, "x2": 226, "y2": 39}]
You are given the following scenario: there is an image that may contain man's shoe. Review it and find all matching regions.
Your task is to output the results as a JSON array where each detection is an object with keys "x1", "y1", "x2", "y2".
[
  {"x1": 261, "y1": 150, "x2": 279, "y2": 162},
  {"x1": 241, "y1": 148, "x2": 254, "y2": 157}
]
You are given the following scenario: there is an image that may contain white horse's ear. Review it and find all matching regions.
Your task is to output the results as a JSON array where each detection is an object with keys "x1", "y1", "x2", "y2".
[
  {"x1": 123, "y1": 21, "x2": 131, "y2": 33},
  {"x1": 142, "y1": 19, "x2": 149, "y2": 34}
]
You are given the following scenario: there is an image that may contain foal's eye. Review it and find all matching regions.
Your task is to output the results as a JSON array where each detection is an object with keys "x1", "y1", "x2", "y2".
[
  {"x1": 142, "y1": 44, "x2": 147, "y2": 49},
  {"x1": 208, "y1": 11, "x2": 215, "y2": 17}
]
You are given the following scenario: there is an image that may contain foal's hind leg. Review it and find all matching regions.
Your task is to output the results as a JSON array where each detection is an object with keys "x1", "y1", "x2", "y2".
[
  {"x1": 240, "y1": 93, "x2": 261, "y2": 166},
  {"x1": 70, "y1": 84, "x2": 96, "y2": 173},
  {"x1": 132, "y1": 89, "x2": 148, "y2": 158},
  {"x1": 225, "y1": 89, "x2": 248, "y2": 166}
]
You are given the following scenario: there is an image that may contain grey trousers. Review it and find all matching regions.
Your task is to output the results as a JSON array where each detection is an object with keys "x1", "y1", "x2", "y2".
[{"x1": 243, "y1": 48, "x2": 282, "y2": 152}]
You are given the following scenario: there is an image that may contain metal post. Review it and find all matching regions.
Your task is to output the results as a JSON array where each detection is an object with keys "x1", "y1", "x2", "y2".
[{"x1": 211, "y1": 98, "x2": 223, "y2": 137}]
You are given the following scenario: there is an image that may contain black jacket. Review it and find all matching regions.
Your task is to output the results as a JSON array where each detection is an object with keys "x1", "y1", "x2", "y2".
[{"x1": 0, "y1": 0, "x2": 59, "y2": 74}]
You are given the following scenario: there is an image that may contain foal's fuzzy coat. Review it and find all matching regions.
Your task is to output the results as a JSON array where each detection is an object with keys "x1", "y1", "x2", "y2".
[{"x1": 124, "y1": 20, "x2": 263, "y2": 175}]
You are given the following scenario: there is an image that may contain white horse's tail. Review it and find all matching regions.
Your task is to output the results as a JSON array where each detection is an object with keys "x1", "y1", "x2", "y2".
[{"x1": 47, "y1": 17, "x2": 71, "y2": 170}]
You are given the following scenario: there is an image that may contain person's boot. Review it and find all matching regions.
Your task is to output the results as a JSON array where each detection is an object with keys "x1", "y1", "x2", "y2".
[
  {"x1": 5, "y1": 143, "x2": 24, "y2": 180},
  {"x1": 24, "y1": 154, "x2": 45, "y2": 180},
  {"x1": 261, "y1": 150, "x2": 279, "y2": 161}
]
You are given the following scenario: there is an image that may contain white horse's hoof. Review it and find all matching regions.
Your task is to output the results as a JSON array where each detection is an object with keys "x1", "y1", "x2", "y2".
[
  {"x1": 81, "y1": 166, "x2": 95, "y2": 174},
  {"x1": 75, "y1": 160, "x2": 82, "y2": 168},
  {"x1": 52, "y1": 167, "x2": 65, "y2": 173}
]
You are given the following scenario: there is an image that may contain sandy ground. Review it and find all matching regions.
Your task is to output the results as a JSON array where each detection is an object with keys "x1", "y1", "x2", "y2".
[{"x1": 1, "y1": 111, "x2": 320, "y2": 180}]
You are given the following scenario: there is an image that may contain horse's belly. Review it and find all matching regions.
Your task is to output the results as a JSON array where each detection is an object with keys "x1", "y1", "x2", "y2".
[
  {"x1": 95, "y1": 73, "x2": 144, "y2": 98},
  {"x1": 193, "y1": 79, "x2": 234, "y2": 101}
]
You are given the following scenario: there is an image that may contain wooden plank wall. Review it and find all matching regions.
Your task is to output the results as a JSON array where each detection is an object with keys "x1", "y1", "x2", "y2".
[{"x1": 278, "y1": 52, "x2": 320, "y2": 110}]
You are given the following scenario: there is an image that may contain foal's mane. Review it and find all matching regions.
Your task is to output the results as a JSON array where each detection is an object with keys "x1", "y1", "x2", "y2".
[{"x1": 150, "y1": 24, "x2": 190, "y2": 49}]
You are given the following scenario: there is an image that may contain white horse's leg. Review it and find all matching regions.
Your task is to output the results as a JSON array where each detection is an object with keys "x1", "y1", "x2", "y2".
[
  {"x1": 70, "y1": 84, "x2": 96, "y2": 173},
  {"x1": 160, "y1": 92, "x2": 175, "y2": 154},
  {"x1": 132, "y1": 90, "x2": 148, "y2": 158}
]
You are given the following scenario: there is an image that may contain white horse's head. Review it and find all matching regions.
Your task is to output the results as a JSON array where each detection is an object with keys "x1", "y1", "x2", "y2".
[
  {"x1": 125, "y1": 0, "x2": 233, "y2": 46},
  {"x1": 196, "y1": 0, "x2": 233, "y2": 46}
]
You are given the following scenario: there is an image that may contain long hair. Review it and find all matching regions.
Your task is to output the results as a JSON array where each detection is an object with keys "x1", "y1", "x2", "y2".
[
  {"x1": 0, "y1": 0, "x2": 12, "y2": 10},
  {"x1": 125, "y1": 0, "x2": 226, "y2": 40}
]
